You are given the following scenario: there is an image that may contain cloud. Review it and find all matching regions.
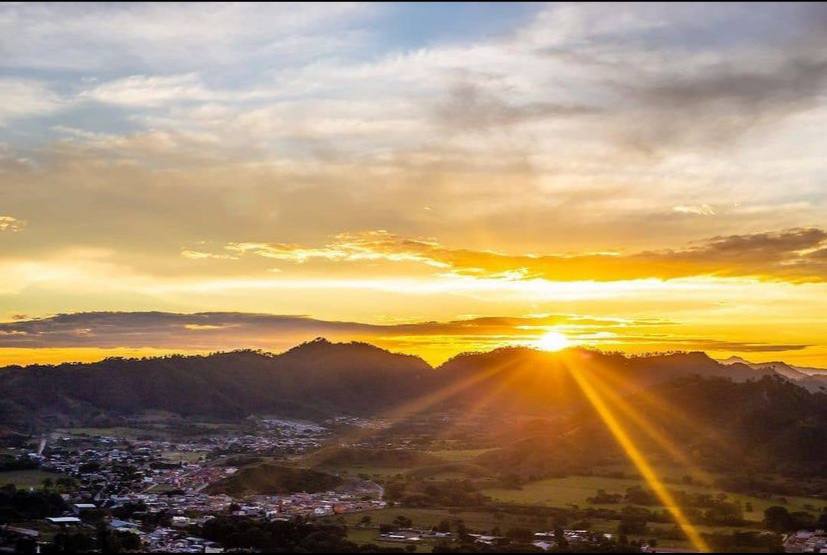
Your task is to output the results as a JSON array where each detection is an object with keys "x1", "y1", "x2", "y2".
[
  {"x1": 0, "y1": 3, "x2": 368, "y2": 72},
  {"x1": 619, "y1": 58, "x2": 827, "y2": 152},
  {"x1": 0, "y1": 216, "x2": 25, "y2": 232},
  {"x1": 181, "y1": 250, "x2": 238, "y2": 261},
  {"x1": 220, "y1": 228, "x2": 827, "y2": 283},
  {"x1": 433, "y1": 81, "x2": 598, "y2": 132},
  {"x1": 673, "y1": 205, "x2": 716, "y2": 216},
  {"x1": 0, "y1": 311, "x2": 611, "y2": 350},
  {"x1": 0, "y1": 311, "x2": 808, "y2": 360},
  {"x1": 81, "y1": 74, "x2": 215, "y2": 107},
  {"x1": 0, "y1": 79, "x2": 64, "y2": 125}
]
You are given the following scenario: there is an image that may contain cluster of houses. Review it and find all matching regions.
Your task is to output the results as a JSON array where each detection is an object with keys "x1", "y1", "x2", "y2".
[
  {"x1": 0, "y1": 418, "x2": 392, "y2": 552},
  {"x1": 530, "y1": 529, "x2": 614, "y2": 551},
  {"x1": 784, "y1": 529, "x2": 827, "y2": 553},
  {"x1": 378, "y1": 527, "x2": 453, "y2": 543}
]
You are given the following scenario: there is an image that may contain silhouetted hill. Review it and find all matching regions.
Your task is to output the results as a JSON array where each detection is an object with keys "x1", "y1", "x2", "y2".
[
  {"x1": 477, "y1": 374, "x2": 827, "y2": 479},
  {"x1": 0, "y1": 339, "x2": 435, "y2": 429},
  {"x1": 0, "y1": 340, "x2": 810, "y2": 432},
  {"x1": 433, "y1": 347, "x2": 771, "y2": 412}
]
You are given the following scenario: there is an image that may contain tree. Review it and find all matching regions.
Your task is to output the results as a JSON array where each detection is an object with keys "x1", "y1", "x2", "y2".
[
  {"x1": 506, "y1": 527, "x2": 533, "y2": 542},
  {"x1": 764, "y1": 506, "x2": 794, "y2": 532},
  {"x1": 555, "y1": 528, "x2": 568, "y2": 549}
]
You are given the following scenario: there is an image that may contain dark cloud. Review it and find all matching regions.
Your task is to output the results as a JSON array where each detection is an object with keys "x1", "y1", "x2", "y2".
[
  {"x1": 541, "y1": 3, "x2": 827, "y2": 154},
  {"x1": 433, "y1": 81, "x2": 599, "y2": 132},
  {"x1": 0, "y1": 311, "x2": 660, "y2": 350},
  {"x1": 620, "y1": 58, "x2": 827, "y2": 151},
  {"x1": 0, "y1": 311, "x2": 809, "y2": 358}
]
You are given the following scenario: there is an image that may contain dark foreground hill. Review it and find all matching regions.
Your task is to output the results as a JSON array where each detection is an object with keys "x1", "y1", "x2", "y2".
[
  {"x1": 2, "y1": 339, "x2": 826, "y2": 478},
  {"x1": 0, "y1": 339, "x2": 435, "y2": 429},
  {"x1": 477, "y1": 374, "x2": 827, "y2": 480},
  {"x1": 0, "y1": 340, "x2": 778, "y2": 430}
]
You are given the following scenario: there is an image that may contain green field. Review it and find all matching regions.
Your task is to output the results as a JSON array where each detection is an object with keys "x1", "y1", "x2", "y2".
[
  {"x1": 56, "y1": 426, "x2": 152, "y2": 439},
  {"x1": 425, "y1": 449, "x2": 494, "y2": 462},
  {"x1": 0, "y1": 469, "x2": 66, "y2": 489},
  {"x1": 343, "y1": 527, "x2": 430, "y2": 552},
  {"x1": 162, "y1": 450, "x2": 207, "y2": 463},
  {"x1": 318, "y1": 465, "x2": 410, "y2": 479},
  {"x1": 334, "y1": 507, "x2": 550, "y2": 533},
  {"x1": 482, "y1": 474, "x2": 827, "y2": 523}
]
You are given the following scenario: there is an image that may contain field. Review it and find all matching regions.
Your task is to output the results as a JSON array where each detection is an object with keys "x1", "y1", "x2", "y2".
[
  {"x1": 162, "y1": 450, "x2": 207, "y2": 463},
  {"x1": 55, "y1": 426, "x2": 156, "y2": 440},
  {"x1": 0, "y1": 469, "x2": 66, "y2": 489},
  {"x1": 482, "y1": 474, "x2": 827, "y2": 523},
  {"x1": 335, "y1": 507, "x2": 551, "y2": 533},
  {"x1": 425, "y1": 449, "x2": 495, "y2": 462}
]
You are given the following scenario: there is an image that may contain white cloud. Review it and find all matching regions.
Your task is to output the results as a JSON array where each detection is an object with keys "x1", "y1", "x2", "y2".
[
  {"x1": 0, "y1": 3, "x2": 370, "y2": 72},
  {"x1": 81, "y1": 74, "x2": 214, "y2": 107},
  {"x1": 673, "y1": 205, "x2": 717, "y2": 216},
  {"x1": 0, "y1": 79, "x2": 64, "y2": 125}
]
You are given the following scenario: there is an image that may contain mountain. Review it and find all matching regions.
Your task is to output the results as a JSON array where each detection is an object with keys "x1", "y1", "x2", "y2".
[
  {"x1": 721, "y1": 355, "x2": 827, "y2": 392},
  {"x1": 721, "y1": 355, "x2": 809, "y2": 380},
  {"x1": 477, "y1": 373, "x2": 827, "y2": 479},
  {"x1": 434, "y1": 347, "x2": 773, "y2": 412},
  {"x1": 2, "y1": 339, "x2": 827, "y2": 479},
  {"x1": 0, "y1": 339, "x2": 814, "y2": 430},
  {"x1": 0, "y1": 339, "x2": 436, "y2": 429}
]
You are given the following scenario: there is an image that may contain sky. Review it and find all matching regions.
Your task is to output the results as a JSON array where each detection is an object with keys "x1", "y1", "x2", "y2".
[{"x1": 1, "y1": 2, "x2": 827, "y2": 366}]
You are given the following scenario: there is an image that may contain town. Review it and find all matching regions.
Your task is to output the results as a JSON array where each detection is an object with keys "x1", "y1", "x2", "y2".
[{"x1": 0, "y1": 418, "x2": 389, "y2": 553}]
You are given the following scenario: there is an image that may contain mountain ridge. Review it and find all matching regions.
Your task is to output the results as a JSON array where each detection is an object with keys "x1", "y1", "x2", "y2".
[{"x1": 0, "y1": 338, "x2": 809, "y2": 431}]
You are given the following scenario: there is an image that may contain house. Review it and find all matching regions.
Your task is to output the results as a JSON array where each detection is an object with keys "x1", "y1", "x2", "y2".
[
  {"x1": 170, "y1": 516, "x2": 192, "y2": 527},
  {"x1": 46, "y1": 517, "x2": 82, "y2": 526},
  {"x1": 110, "y1": 519, "x2": 140, "y2": 531},
  {"x1": 72, "y1": 503, "x2": 96, "y2": 514}
]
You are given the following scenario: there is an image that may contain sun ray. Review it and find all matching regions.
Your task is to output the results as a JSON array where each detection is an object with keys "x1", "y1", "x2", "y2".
[
  {"x1": 431, "y1": 359, "x2": 534, "y2": 442},
  {"x1": 333, "y1": 357, "x2": 518, "y2": 447},
  {"x1": 587, "y1": 358, "x2": 742, "y2": 462},
  {"x1": 564, "y1": 359, "x2": 711, "y2": 552},
  {"x1": 584, "y1": 365, "x2": 715, "y2": 485}
]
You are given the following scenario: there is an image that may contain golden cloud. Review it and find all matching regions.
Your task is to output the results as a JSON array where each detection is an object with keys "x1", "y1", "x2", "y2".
[
  {"x1": 0, "y1": 216, "x2": 25, "y2": 232},
  {"x1": 217, "y1": 228, "x2": 827, "y2": 283}
]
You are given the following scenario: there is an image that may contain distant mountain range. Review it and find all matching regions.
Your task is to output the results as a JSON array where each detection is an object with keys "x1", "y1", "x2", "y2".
[
  {"x1": 2, "y1": 338, "x2": 826, "y2": 478},
  {"x1": 0, "y1": 338, "x2": 823, "y2": 430},
  {"x1": 720, "y1": 355, "x2": 827, "y2": 392}
]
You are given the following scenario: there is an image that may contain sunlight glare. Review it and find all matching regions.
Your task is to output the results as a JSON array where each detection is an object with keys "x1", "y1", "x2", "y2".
[{"x1": 536, "y1": 331, "x2": 570, "y2": 352}]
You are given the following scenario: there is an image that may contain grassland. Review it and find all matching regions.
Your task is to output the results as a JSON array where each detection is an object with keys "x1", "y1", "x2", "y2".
[
  {"x1": 161, "y1": 450, "x2": 207, "y2": 463},
  {"x1": 0, "y1": 469, "x2": 66, "y2": 489},
  {"x1": 334, "y1": 507, "x2": 551, "y2": 533},
  {"x1": 425, "y1": 449, "x2": 495, "y2": 462},
  {"x1": 482, "y1": 474, "x2": 827, "y2": 523}
]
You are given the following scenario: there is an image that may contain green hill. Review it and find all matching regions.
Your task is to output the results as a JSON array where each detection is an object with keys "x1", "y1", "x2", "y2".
[
  {"x1": 206, "y1": 464, "x2": 342, "y2": 496},
  {"x1": 306, "y1": 446, "x2": 445, "y2": 469}
]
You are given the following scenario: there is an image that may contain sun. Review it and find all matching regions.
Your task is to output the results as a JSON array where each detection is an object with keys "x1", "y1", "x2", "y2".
[{"x1": 535, "y1": 331, "x2": 571, "y2": 352}]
